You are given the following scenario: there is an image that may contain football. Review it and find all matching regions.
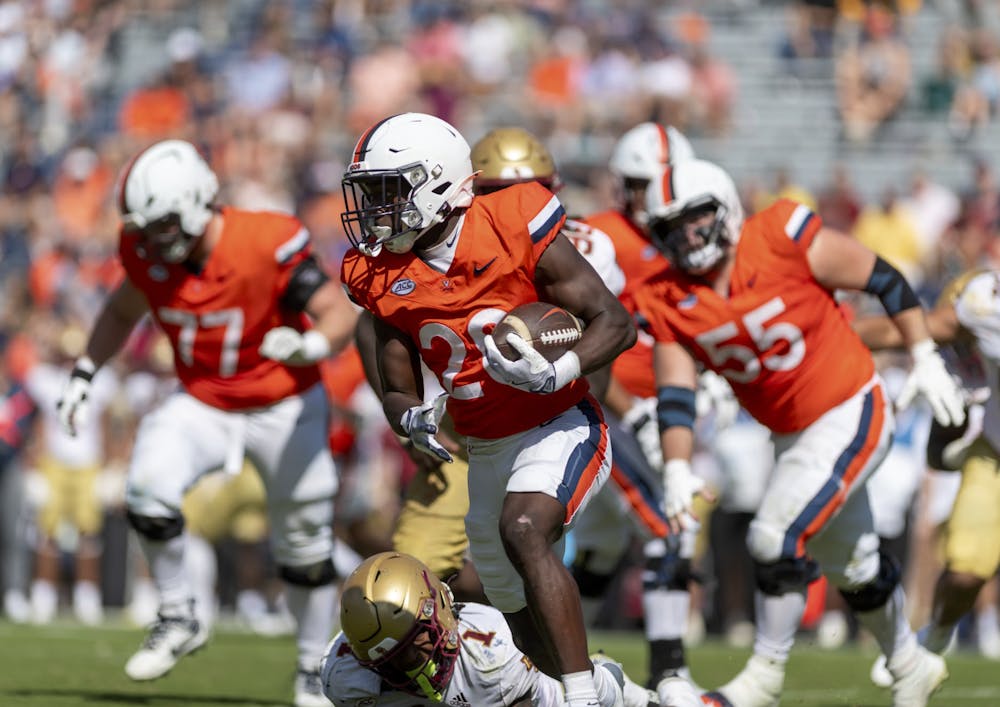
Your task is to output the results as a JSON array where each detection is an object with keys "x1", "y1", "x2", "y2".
[{"x1": 491, "y1": 301, "x2": 584, "y2": 363}]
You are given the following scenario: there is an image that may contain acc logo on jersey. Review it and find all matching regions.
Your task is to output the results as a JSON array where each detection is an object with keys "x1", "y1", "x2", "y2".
[
  {"x1": 148, "y1": 264, "x2": 169, "y2": 282},
  {"x1": 391, "y1": 278, "x2": 416, "y2": 296}
]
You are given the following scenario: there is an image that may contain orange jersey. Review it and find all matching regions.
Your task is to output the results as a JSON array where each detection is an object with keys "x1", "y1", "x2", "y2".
[
  {"x1": 631, "y1": 199, "x2": 875, "y2": 433},
  {"x1": 582, "y1": 210, "x2": 668, "y2": 398},
  {"x1": 119, "y1": 207, "x2": 321, "y2": 410},
  {"x1": 341, "y1": 182, "x2": 588, "y2": 439}
]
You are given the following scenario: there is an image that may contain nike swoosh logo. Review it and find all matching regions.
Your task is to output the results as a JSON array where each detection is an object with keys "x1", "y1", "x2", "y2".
[
  {"x1": 473, "y1": 257, "x2": 497, "y2": 277},
  {"x1": 388, "y1": 147, "x2": 408, "y2": 153}
]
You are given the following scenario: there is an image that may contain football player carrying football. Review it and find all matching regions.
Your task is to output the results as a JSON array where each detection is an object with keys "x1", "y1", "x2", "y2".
[
  {"x1": 340, "y1": 113, "x2": 635, "y2": 707},
  {"x1": 322, "y1": 552, "x2": 704, "y2": 707},
  {"x1": 855, "y1": 269, "x2": 1000, "y2": 668},
  {"x1": 629, "y1": 158, "x2": 965, "y2": 707},
  {"x1": 56, "y1": 139, "x2": 358, "y2": 707}
]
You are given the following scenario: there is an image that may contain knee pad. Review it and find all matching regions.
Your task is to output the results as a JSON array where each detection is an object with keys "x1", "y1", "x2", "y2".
[
  {"x1": 755, "y1": 556, "x2": 821, "y2": 596},
  {"x1": 279, "y1": 558, "x2": 337, "y2": 587},
  {"x1": 643, "y1": 547, "x2": 694, "y2": 592},
  {"x1": 838, "y1": 551, "x2": 900, "y2": 613},
  {"x1": 126, "y1": 510, "x2": 185, "y2": 541}
]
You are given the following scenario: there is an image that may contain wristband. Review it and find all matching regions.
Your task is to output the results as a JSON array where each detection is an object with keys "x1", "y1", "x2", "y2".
[
  {"x1": 551, "y1": 351, "x2": 581, "y2": 392},
  {"x1": 72, "y1": 356, "x2": 96, "y2": 382}
]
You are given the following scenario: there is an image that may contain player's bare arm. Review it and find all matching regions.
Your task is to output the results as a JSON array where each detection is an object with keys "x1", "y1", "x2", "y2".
[
  {"x1": 807, "y1": 225, "x2": 965, "y2": 424},
  {"x1": 355, "y1": 311, "x2": 461, "y2": 466},
  {"x1": 806, "y1": 226, "x2": 932, "y2": 347},
  {"x1": 303, "y1": 278, "x2": 359, "y2": 357},
  {"x1": 534, "y1": 233, "x2": 637, "y2": 372},
  {"x1": 854, "y1": 298, "x2": 963, "y2": 351},
  {"x1": 373, "y1": 315, "x2": 424, "y2": 430},
  {"x1": 85, "y1": 276, "x2": 150, "y2": 368}
]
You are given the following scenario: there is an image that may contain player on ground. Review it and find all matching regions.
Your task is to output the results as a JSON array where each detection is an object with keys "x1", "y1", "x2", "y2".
[
  {"x1": 56, "y1": 139, "x2": 358, "y2": 707},
  {"x1": 322, "y1": 551, "x2": 703, "y2": 706},
  {"x1": 340, "y1": 113, "x2": 636, "y2": 707},
  {"x1": 855, "y1": 270, "x2": 1000, "y2": 663},
  {"x1": 629, "y1": 158, "x2": 965, "y2": 707}
]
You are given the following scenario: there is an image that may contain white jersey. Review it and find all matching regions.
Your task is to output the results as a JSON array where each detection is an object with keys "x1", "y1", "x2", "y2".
[
  {"x1": 320, "y1": 603, "x2": 563, "y2": 707},
  {"x1": 955, "y1": 270, "x2": 1000, "y2": 453},
  {"x1": 25, "y1": 362, "x2": 119, "y2": 467},
  {"x1": 564, "y1": 219, "x2": 625, "y2": 297}
]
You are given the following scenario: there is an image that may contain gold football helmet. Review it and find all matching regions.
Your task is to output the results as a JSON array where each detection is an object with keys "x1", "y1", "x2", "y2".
[
  {"x1": 471, "y1": 126, "x2": 561, "y2": 194},
  {"x1": 340, "y1": 552, "x2": 460, "y2": 700}
]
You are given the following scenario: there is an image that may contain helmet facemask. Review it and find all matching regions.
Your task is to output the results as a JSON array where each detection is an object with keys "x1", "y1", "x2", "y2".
[
  {"x1": 342, "y1": 163, "x2": 433, "y2": 257},
  {"x1": 124, "y1": 211, "x2": 201, "y2": 264},
  {"x1": 649, "y1": 195, "x2": 731, "y2": 275}
]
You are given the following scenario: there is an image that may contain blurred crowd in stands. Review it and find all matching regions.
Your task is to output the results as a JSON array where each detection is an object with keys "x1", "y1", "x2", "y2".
[{"x1": 2, "y1": 0, "x2": 1000, "y2": 660}]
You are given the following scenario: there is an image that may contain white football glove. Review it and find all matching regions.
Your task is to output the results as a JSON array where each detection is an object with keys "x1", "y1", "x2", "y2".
[
  {"x1": 400, "y1": 393, "x2": 453, "y2": 463},
  {"x1": 621, "y1": 397, "x2": 663, "y2": 470},
  {"x1": 57, "y1": 357, "x2": 95, "y2": 437},
  {"x1": 696, "y1": 370, "x2": 740, "y2": 431},
  {"x1": 482, "y1": 332, "x2": 580, "y2": 394},
  {"x1": 259, "y1": 327, "x2": 331, "y2": 365},
  {"x1": 896, "y1": 339, "x2": 966, "y2": 427},
  {"x1": 662, "y1": 459, "x2": 705, "y2": 531}
]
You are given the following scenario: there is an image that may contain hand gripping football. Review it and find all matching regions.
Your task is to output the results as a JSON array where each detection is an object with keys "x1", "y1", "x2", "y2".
[{"x1": 491, "y1": 302, "x2": 584, "y2": 363}]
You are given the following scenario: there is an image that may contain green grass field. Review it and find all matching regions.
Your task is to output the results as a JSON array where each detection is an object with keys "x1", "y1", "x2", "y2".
[{"x1": 0, "y1": 619, "x2": 995, "y2": 706}]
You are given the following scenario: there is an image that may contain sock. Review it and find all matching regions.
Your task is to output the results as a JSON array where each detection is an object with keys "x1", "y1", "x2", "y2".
[
  {"x1": 648, "y1": 638, "x2": 685, "y2": 683},
  {"x1": 184, "y1": 534, "x2": 217, "y2": 628},
  {"x1": 752, "y1": 589, "x2": 805, "y2": 664},
  {"x1": 30, "y1": 579, "x2": 58, "y2": 622},
  {"x1": 853, "y1": 586, "x2": 916, "y2": 668},
  {"x1": 921, "y1": 621, "x2": 957, "y2": 655},
  {"x1": 285, "y1": 582, "x2": 337, "y2": 670},
  {"x1": 72, "y1": 580, "x2": 103, "y2": 622},
  {"x1": 592, "y1": 663, "x2": 623, "y2": 706},
  {"x1": 139, "y1": 533, "x2": 192, "y2": 617},
  {"x1": 643, "y1": 588, "x2": 689, "y2": 641},
  {"x1": 562, "y1": 670, "x2": 599, "y2": 707}
]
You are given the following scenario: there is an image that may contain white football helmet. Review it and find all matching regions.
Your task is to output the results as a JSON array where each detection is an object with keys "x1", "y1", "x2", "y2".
[
  {"x1": 646, "y1": 159, "x2": 744, "y2": 275},
  {"x1": 117, "y1": 139, "x2": 219, "y2": 263},
  {"x1": 609, "y1": 122, "x2": 694, "y2": 180},
  {"x1": 341, "y1": 113, "x2": 475, "y2": 257},
  {"x1": 609, "y1": 123, "x2": 694, "y2": 224}
]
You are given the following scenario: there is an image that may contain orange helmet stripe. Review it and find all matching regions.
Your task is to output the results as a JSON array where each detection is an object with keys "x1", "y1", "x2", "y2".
[
  {"x1": 352, "y1": 115, "x2": 396, "y2": 163},
  {"x1": 657, "y1": 124, "x2": 670, "y2": 165},
  {"x1": 660, "y1": 166, "x2": 675, "y2": 204}
]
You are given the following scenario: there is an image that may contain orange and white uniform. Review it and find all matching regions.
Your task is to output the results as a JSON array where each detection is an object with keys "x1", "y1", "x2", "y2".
[
  {"x1": 634, "y1": 200, "x2": 875, "y2": 434},
  {"x1": 342, "y1": 183, "x2": 611, "y2": 612},
  {"x1": 121, "y1": 207, "x2": 337, "y2": 569},
  {"x1": 632, "y1": 200, "x2": 894, "y2": 579},
  {"x1": 120, "y1": 207, "x2": 320, "y2": 410},
  {"x1": 582, "y1": 210, "x2": 665, "y2": 399}
]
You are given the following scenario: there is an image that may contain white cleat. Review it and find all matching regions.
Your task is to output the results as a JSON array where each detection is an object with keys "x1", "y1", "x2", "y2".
[
  {"x1": 294, "y1": 666, "x2": 332, "y2": 707},
  {"x1": 701, "y1": 655, "x2": 783, "y2": 707},
  {"x1": 124, "y1": 613, "x2": 208, "y2": 681},
  {"x1": 657, "y1": 672, "x2": 705, "y2": 707},
  {"x1": 890, "y1": 647, "x2": 948, "y2": 707}
]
